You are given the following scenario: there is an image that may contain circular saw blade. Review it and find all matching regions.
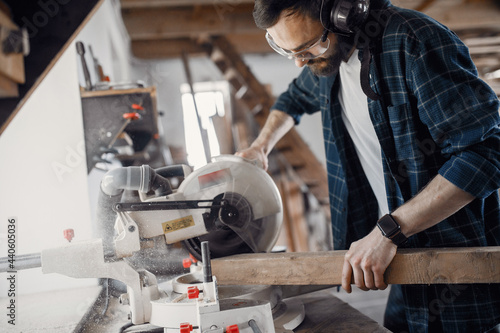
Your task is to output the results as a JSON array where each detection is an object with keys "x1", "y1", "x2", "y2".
[
  {"x1": 181, "y1": 155, "x2": 283, "y2": 260},
  {"x1": 219, "y1": 192, "x2": 252, "y2": 228},
  {"x1": 184, "y1": 192, "x2": 263, "y2": 260}
]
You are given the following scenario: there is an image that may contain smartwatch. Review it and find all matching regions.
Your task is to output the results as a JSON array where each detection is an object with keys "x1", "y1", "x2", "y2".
[{"x1": 376, "y1": 214, "x2": 408, "y2": 246}]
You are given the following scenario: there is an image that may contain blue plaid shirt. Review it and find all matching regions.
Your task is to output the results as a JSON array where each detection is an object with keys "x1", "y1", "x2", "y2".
[{"x1": 273, "y1": 2, "x2": 500, "y2": 332}]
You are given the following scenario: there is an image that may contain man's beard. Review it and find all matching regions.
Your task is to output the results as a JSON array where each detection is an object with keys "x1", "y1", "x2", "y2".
[{"x1": 307, "y1": 34, "x2": 355, "y2": 77}]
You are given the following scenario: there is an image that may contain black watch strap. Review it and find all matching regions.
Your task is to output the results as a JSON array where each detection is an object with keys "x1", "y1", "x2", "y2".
[
  {"x1": 376, "y1": 214, "x2": 408, "y2": 246},
  {"x1": 389, "y1": 230, "x2": 408, "y2": 246}
]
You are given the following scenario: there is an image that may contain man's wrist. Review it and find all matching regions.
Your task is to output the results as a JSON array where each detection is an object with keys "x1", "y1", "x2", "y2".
[{"x1": 376, "y1": 214, "x2": 408, "y2": 246}]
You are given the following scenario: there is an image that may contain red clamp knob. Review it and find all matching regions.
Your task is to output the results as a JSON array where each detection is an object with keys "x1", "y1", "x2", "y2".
[
  {"x1": 180, "y1": 323, "x2": 193, "y2": 333},
  {"x1": 131, "y1": 103, "x2": 144, "y2": 110},
  {"x1": 226, "y1": 324, "x2": 239, "y2": 333},
  {"x1": 187, "y1": 286, "x2": 200, "y2": 299},
  {"x1": 63, "y1": 229, "x2": 74, "y2": 242},
  {"x1": 183, "y1": 258, "x2": 192, "y2": 269},
  {"x1": 123, "y1": 112, "x2": 140, "y2": 120}
]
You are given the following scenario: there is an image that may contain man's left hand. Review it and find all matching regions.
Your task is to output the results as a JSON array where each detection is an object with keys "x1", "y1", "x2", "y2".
[{"x1": 342, "y1": 228, "x2": 397, "y2": 293}]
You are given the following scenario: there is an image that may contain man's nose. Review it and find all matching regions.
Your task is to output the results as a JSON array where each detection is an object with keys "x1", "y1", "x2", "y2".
[{"x1": 294, "y1": 58, "x2": 309, "y2": 68}]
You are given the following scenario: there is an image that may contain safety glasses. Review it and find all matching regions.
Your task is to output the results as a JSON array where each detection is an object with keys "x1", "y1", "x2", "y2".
[{"x1": 265, "y1": 29, "x2": 330, "y2": 61}]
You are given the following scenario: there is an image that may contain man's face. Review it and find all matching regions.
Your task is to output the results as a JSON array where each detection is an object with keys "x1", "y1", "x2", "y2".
[{"x1": 267, "y1": 11, "x2": 354, "y2": 76}]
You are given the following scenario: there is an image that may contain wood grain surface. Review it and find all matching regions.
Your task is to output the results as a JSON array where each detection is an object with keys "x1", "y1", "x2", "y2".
[{"x1": 212, "y1": 247, "x2": 500, "y2": 285}]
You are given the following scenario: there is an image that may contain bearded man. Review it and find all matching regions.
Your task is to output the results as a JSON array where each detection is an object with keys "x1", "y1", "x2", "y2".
[{"x1": 237, "y1": 0, "x2": 500, "y2": 332}]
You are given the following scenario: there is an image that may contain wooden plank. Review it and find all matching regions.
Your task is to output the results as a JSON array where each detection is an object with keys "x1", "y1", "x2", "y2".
[
  {"x1": 422, "y1": 1, "x2": 500, "y2": 31},
  {"x1": 80, "y1": 86, "x2": 156, "y2": 98},
  {"x1": 122, "y1": 3, "x2": 258, "y2": 40},
  {"x1": 0, "y1": 72, "x2": 19, "y2": 97},
  {"x1": 0, "y1": 9, "x2": 25, "y2": 83},
  {"x1": 131, "y1": 33, "x2": 270, "y2": 59},
  {"x1": 211, "y1": 247, "x2": 500, "y2": 285},
  {"x1": 120, "y1": 0, "x2": 254, "y2": 9}
]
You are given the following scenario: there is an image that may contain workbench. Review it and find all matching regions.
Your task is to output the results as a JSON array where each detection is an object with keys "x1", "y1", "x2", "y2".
[{"x1": 290, "y1": 288, "x2": 389, "y2": 332}]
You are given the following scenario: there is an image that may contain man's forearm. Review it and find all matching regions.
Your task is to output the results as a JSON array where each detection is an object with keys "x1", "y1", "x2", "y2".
[
  {"x1": 342, "y1": 174, "x2": 477, "y2": 293},
  {"x1": 392, "y1": 174, "x2": 476, "y2": 238},
  {"x1": 249, "y1": 110, "x2": 295, "y2": 156}
]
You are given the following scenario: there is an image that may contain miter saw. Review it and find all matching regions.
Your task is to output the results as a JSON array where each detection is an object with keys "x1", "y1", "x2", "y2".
[{"x1": 40, "y1": 155, "x2": 305, "y2": 332}]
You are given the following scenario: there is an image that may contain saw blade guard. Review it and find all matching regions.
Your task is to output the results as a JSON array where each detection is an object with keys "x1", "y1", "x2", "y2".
[{"x1": 179, "y1": 155, "x2": 283, "y2": 254}]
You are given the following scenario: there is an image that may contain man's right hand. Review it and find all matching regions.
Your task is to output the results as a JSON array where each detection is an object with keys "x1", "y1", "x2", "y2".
[
  {"x1": 235, "y1": 146, "x2": 269, "y2": 171},
  {"x1": 234, "y1": 110, "x2": 295, "y2": 172}
]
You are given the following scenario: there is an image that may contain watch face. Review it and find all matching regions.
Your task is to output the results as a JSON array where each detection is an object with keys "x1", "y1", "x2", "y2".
[{"x1": 377, "y1": 214, "x2": 398, "y2": 236}]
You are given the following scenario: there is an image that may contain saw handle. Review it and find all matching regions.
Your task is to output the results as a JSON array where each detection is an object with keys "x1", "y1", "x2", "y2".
[{"x1": 155, "y1": 164, "x2": 191, "y2": 179}]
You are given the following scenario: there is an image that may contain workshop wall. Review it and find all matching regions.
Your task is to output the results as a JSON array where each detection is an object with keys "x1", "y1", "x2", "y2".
[
  {"x1": 0, "y1": 0, "x2": 134, "y2": 295},
  {"x1": 0, "y1": 43, "x2": 94, "y2": 295}
]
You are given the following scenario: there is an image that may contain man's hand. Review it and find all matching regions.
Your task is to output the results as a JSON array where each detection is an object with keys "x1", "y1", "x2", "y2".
[
  {"x1": 342, "y1": 228, "x2": 397, "y2": 293},
  {"x1": 235, "y1": 147, "x2": 269, "y2": 171},
  {"x1": 234, "y1": 110, "x2": 294, "y2": 171}
]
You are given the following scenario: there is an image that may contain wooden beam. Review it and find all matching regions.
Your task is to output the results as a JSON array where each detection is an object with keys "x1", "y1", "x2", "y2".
[
  {"x1": 122, "y1": 3, "x2": 257, "y2": 40},
  {"x1": 131, "y1": 33, "x2": 270, "y2": 59},
  {"x1": 120, "y1": 0, "x2": 254, "y2": 9},
  {"x1": 420, "y1": 1, "x2": 500, "y2": 30},
  {"x1": 211, "y1": 247, "x2": 500, "y2": 285}
]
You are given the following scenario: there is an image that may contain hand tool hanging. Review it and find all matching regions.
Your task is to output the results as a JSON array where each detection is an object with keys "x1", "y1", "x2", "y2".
[
  {"x1": 89, "y1": 44, "x2": 106, "y2": 83},
  {"x1": 76, "y1": 41, "x2": 92, "y2": 91},
  {"x1": 181, "y1": 50, "x2": 212, "y2": 164}
]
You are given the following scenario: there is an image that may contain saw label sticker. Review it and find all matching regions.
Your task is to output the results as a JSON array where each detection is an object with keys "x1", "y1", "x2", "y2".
[{"x1": 162, "y1": 216, "x2": 195, "y2": 234}]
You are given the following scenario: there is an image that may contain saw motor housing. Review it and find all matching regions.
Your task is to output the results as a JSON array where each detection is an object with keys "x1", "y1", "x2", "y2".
[{"x1": 111, "y1": 155, "x2": 283, "y2": 260}]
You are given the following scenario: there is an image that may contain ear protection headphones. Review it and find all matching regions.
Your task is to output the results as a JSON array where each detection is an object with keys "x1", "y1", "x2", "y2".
[{"x1": 320, "y1": 0, "x2": 370, "y2": 34}]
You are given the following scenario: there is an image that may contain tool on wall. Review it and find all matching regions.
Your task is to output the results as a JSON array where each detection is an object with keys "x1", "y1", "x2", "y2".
[
  {"x1": 181, "y1": 50, "x2": 212, "y2": 164},
  {"x1": 76, "y1": 41, "x2": 92, "y2": 91},
  {"x1": 89, "y1": 44, "x2": 107, "y2": 83}
]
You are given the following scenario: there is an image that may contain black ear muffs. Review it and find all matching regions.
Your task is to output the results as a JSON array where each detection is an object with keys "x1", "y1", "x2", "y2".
[{"x1": 321, "y1": 0, "x2": 370, "y2": 34}]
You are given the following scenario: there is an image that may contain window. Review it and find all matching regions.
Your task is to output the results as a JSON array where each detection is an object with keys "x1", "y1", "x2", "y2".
[{"x1": 180, "y1": 81, "x2": 229, "y2": 169}]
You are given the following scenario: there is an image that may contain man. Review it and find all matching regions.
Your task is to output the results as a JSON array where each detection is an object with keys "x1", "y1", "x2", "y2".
[{"x1": 236, "y1": 0, "x2": 500, "y2": 332}]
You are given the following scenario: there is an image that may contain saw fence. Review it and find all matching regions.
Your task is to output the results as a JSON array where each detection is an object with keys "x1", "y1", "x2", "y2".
[{"x1": 212, "y1": 246, "x2": 500, "y2": 285}]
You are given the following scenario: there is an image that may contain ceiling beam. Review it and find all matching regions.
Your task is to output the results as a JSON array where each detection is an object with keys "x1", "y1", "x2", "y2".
[
  {"x1": 121, "y1": 0, "x2": 254, "y2": 9},
  {"x1": 417, "y1": 0, "x2": 500, "y2": 30},
  {"x1": 122, "y1": 3, "x2": 258, "y2": 40},
  {"x1": 131, "y1": 32, "x2": 270, "y2": 59}
]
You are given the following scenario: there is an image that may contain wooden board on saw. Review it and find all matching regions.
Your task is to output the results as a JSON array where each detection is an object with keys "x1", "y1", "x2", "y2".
[{"x1": 212, "y1": 246, "x2": 500, "y2": 285}]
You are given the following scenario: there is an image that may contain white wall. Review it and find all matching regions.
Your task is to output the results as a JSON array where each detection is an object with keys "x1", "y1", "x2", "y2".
[
  {"x1": 0, "y1": 43, "x2": 94, "y2": 295},
  {"x1": 0, "y1": 0, "x2": 134, "y2": 297}
]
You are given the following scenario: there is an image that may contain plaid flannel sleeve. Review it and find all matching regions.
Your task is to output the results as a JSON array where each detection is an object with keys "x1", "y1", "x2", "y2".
[{"x1": 409, "y1": 25, "x2": 500, "y2": 198}]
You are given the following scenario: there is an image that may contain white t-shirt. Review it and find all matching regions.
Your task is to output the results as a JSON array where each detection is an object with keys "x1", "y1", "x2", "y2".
[{"x1": 338, "y1": 49, "x2": 389, "y2": 218}]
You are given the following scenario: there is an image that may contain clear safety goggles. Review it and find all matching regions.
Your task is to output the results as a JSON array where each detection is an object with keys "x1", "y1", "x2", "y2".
[{"x1": 265, "y1": 30, "x2": 330, "y2": 61}]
